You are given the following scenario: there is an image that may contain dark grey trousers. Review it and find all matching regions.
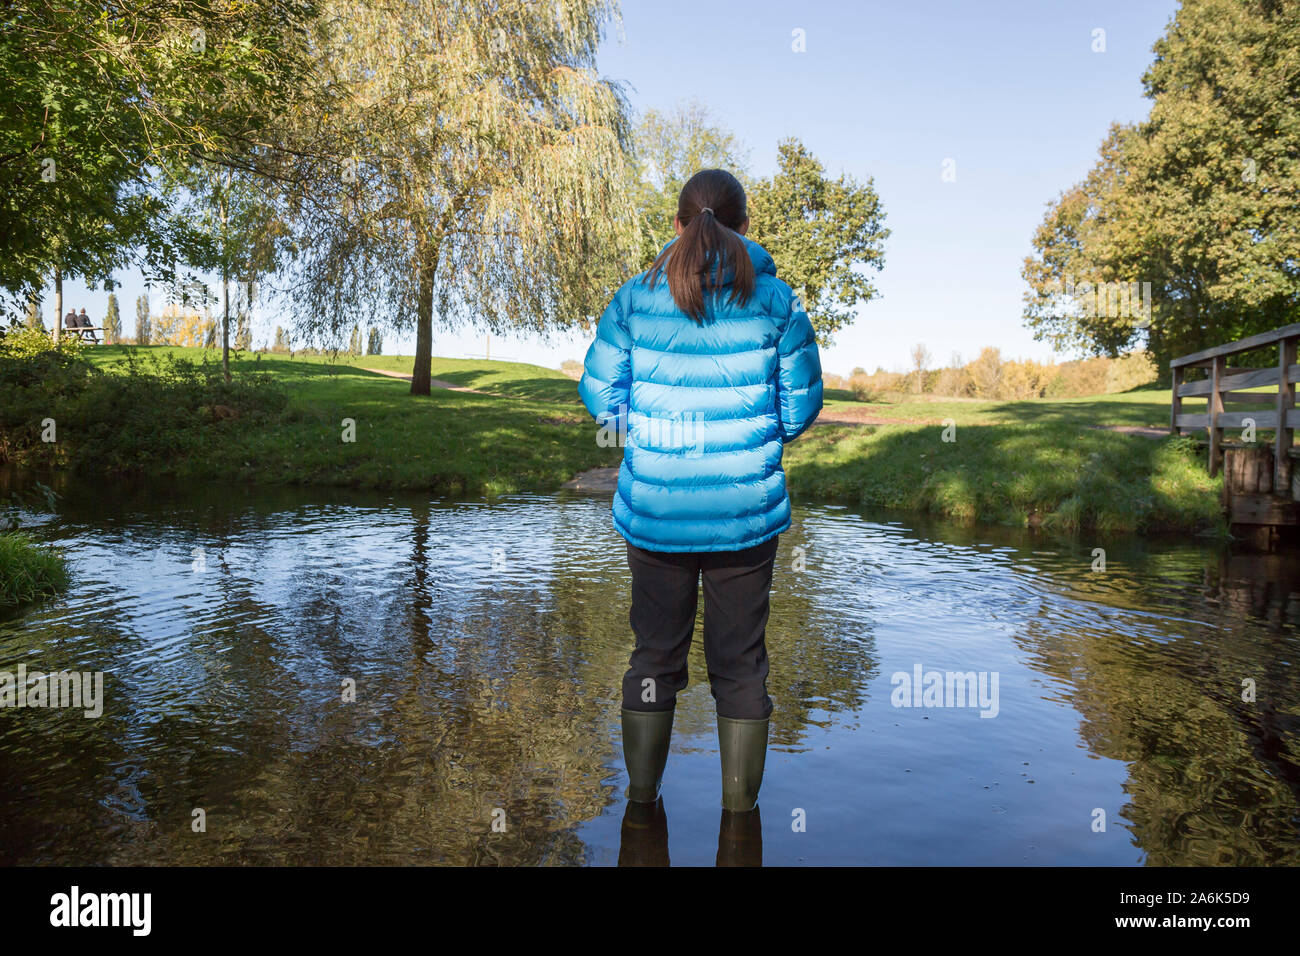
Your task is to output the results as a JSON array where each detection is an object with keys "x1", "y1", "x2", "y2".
[{"x1": 622, "y1": 535, "x2": 779, "y2": 720}]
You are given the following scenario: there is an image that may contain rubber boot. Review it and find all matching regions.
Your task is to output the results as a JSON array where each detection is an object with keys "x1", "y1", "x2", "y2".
[
  {"x1": 718, "y1": 715, "x2": 768, "y2": 812},
  {"x1": 622, "y1": 707, "x2": 674, "y2": 803}
]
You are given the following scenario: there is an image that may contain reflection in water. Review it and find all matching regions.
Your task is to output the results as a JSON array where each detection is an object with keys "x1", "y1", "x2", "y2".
[
  {"x1": 619, "y1": 799, "x2": 669, "y2": 867},
  {"x1": 0, "y1": 476, "x2": 1297, "y2": 865}
]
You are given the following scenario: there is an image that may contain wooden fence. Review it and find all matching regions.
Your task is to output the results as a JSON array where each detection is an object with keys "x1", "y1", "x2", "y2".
[{"x1": 1170, "y1": 322, "x2": 1300, "y2": 488}]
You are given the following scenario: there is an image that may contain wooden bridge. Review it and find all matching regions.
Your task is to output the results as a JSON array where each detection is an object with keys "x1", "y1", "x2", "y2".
[{"x1": 1171, "y1": 323, "x2": 1300, "y2": 538}]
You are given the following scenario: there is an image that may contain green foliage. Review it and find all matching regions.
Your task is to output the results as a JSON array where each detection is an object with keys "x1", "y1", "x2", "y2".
[
  {"x1": 0, "y1": 325, "x2": 83, "y2": 360},
  {"x1": 631, "y1": 112, "x2": 889, "y2": 347},
  {"x1": 632, "y1": 100, "x2": 752, "y2": 266},
  {"x1": 65, "y1": 353, "x2": 287, "y2": 473},
  {"x1": 1023, "y1": 0, "x2": 1300, "y2": 366},
  {"x1": 0, "y1": 532, "x2": 69, "y2": 615},
  {"x1": 275, "y1": 0, "x2": 641, "y2": 397},
  {"x1": 0, "y1": 343, "x2": 286, "y2": 474},
  {"x1": 61, "y1": 346, "x2": 618, "y2": 494},
  {"x1": 0, "y1": 481, "x2": 67, "y2": 614},
  {"x1": 103, "y1": 293, "x2": 121, "y2": 343},
  {"x1": 135, "y1": 294, "x2": 151, "y2": 346},
  {"x1": 0, "y1": 2, "x2": 320, "y2": 310},
  {"x1": 746, "y1": 139, "x2": 890, "y2": 346},
  {"x1": 365, "y1": 327, "x2": 382, "y2": 355}
]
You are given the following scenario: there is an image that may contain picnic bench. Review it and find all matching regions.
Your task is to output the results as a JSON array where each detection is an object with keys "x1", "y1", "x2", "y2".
[{"x1": 59, "y1": 317, "x2": 105, "y2": 343}]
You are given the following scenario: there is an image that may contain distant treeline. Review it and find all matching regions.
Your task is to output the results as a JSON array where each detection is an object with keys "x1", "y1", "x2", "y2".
[{"x1": 827, "y1": 349, "x2": 1157, "y2": 402}]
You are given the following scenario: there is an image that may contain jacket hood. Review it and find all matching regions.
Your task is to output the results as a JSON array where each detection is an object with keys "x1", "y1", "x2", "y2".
[{"x1": 656, "y1": 235, "x2": 776, "y2": 284}]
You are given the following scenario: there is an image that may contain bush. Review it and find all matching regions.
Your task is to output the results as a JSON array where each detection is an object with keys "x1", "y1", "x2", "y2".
[
  {"x1": 0, "y1": 532, "x2": 69, "y2": 615},
  {"x1": 0, "y1": 325, "x2": 84, "y2": 359},
  {"x1": 0, "y1": 345, "x2": 287, "y2": 473},
  {"x1": 846, "y1": 369, "x2": 904, "y2": 402}
]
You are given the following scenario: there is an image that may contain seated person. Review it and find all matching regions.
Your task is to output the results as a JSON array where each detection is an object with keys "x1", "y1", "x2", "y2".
[{"x1": 78, "y1": 309, "x2": 98, "y2": 343}]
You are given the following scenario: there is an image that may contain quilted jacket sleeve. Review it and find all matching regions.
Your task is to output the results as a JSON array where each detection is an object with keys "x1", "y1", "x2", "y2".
[
  {"x1": 578, "y1": 284, "x2": 633, "y2": 429},
  {"x1": 775, "y1": 290, "x2": 823, "y2": 442}
]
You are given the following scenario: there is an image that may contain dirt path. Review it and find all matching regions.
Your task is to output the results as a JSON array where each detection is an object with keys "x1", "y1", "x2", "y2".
[
  {"x1": 1089, "y1": 425, "x2": 1168, "y2": 439},
  {"x1": 562, "y1": 466, "x2": 619, "y2": 492},
  {"x1": 359, "y1": 366, "x2": 490, "y2": 394}
]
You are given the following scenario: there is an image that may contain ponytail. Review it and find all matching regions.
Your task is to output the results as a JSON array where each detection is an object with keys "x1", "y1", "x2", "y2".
[{"x1": 644, "y1": 169, "x2": 755, "y2": 322}]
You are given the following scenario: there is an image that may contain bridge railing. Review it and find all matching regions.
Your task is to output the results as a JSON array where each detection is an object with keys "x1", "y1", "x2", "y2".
[{"x1": 1170, "y1": 322, "x2": 1300, "y2": 487}]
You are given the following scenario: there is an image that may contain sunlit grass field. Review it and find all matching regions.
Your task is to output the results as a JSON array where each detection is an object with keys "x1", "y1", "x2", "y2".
[
  {"x1": 71, "y1": 345, "x2": 1221, "y2": 532},
  {"x1": 77, "y1": 345, "x2": 605, "y2": 497}
]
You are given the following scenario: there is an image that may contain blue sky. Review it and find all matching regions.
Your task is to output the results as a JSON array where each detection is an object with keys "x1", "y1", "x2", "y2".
[{"x1": 48, "y1": 0, "x2": 1179, "y2": 375}]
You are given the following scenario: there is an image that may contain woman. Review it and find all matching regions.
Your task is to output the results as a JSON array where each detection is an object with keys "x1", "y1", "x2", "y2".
[{"x1": 579, "y1": 169, "x2": 823, "y2": 813}]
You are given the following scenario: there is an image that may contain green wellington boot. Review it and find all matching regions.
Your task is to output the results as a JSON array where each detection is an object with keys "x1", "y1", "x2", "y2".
[
  {"x1": 717, "y1": 715, "x2": 768, "y2": 812},
  {"x1": 622, "y1": 707, "x2": 675, "y2": 803}
]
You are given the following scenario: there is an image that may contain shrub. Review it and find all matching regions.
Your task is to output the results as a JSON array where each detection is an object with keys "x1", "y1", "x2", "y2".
[
  {"x1": 0, "y1": 325, "x2": 84, "y2": 360},
  {"x1": 0, "y1": 533, "x2": 69, "y2": 614},
  {"x1": 0, "y1": 346, "x2": 287, "y2": 473}
]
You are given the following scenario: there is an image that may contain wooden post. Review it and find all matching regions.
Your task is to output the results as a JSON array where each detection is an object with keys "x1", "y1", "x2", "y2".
[
  {"x1": 1170, "y1": 364, "x2": 1183, "y2": 435},
  {"x1": 1276, "y1": 336, "x2": 1296, "y2": 492},
  {"x1": 1209, "y1": 355, "x2": 1227, "y2": 476}
]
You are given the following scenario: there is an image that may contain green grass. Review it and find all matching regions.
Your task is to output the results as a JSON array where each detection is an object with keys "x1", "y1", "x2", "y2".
[
  {"x1": 70, "y1": 345, "x2": 612, "y2": 496},
  {"x1": 786, "y1": 422, "x2": 1220, "y2": 533},
  {"x1": 821, "y1": 383, "x2": 1175, "y2": 427},
  {"x1": 800, "y1": 384, "x2": 1224, "y2": 532},
  {"x1": 18, "y1": 344, "x2": 1224, "y2": 532},
  {"x1": 0, "y1": 533, "x2": 70, "y2": 615},
  {"x1": 84, "y1": 347, "x2": 586, "y2": 405}
]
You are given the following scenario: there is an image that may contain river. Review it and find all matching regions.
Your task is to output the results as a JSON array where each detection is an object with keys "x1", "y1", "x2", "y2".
[{"x1": 1, "y1": 476, "x2": 1297, "y2": 865}]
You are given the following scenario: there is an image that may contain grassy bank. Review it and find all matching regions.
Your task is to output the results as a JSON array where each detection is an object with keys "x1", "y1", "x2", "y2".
[
  {"x1": 0, "y1": 533, "x2": 69, "y2": 614},
  {"x1": 0, "y1": 342, "x2": 1222, "y2": 532},
  {"x1": 787, "y1": 420, "x2": 1219, "y2": 533},
  {"x1": 791, "y1": 384, "x2": 1223, "y2": 533},
  {"x1": 5, "y1": 343, "x2": 617, "y2": 496}
]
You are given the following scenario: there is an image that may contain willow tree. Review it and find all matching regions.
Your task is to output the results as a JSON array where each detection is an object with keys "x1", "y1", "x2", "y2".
[
  {"x1": 280, "y1": 0, "x2": 640, "y2": 395},
  {"x1": 633, "y1": 100, "x2": 751, "y2": 269}
]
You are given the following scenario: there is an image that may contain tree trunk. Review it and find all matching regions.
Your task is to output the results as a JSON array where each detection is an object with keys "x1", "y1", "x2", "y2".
[
  {"x1": 410, "y1": 247, "x2": 436, "y2": 396},
  {"x1": 53, "y1": 266, "x2": 62, "y2": 344},
  {"x1": 221, "y1": 168, "x2": 231, "y2": 383},
  {"x1": 222, "y1": 270, "x2": 231, "y2": 383}
]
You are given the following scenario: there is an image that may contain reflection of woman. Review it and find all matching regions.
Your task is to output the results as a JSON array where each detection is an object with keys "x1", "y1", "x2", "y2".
[{"x1": 579, "y1": 169, "x2": 823, "y2": 812}]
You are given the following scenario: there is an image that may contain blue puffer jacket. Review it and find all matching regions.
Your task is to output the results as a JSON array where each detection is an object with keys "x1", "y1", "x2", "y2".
[{"x1": 578, "y1": 236, "x2": 823, "y2": 552}]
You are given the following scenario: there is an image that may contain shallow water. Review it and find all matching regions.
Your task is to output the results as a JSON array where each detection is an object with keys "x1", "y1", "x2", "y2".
[{"x1": 1, "y1": 477, "x2": 1298, "y2": 865}]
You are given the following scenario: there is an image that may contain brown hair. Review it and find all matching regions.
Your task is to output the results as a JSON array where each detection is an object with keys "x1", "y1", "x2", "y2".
[{"x1": 643, "y1": 169, "x2": 755, "y2": 321}]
